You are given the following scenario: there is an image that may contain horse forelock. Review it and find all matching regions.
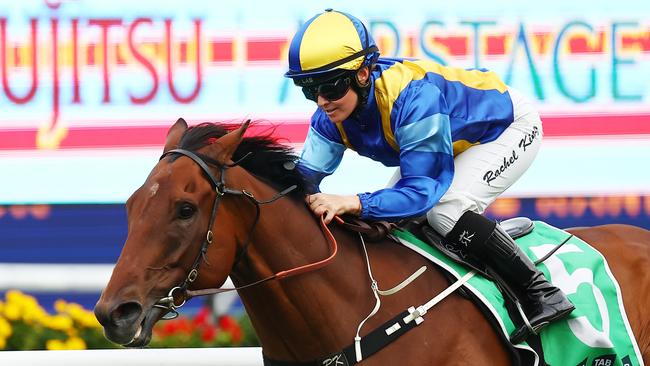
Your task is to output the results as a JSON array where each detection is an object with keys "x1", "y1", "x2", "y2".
[{"x1": 174, "y1": 121, "x2": 309, "y2": 200}]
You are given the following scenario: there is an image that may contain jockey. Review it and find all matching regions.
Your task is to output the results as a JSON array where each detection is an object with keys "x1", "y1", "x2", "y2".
[{"x1": 285, "y1": 9, "x2": 574, "y2": 343}]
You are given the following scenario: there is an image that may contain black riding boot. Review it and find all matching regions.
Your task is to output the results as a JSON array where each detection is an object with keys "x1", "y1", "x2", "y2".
[{"x1": 446, "y1": 211, "x2": 575, "y2": 344}]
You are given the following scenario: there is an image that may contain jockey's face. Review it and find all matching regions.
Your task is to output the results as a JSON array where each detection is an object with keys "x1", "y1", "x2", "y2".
[
  {"x1": 317, "y1": 67, "x2": 370, "y2": 124},
  {"x1": 317, "y1": 86, "x2": 357, "y2": 123}
]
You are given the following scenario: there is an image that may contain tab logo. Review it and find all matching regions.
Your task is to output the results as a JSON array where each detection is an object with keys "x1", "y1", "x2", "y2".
[{"x1": 592, "y1": 354, "x2": 616, "y2": 366}]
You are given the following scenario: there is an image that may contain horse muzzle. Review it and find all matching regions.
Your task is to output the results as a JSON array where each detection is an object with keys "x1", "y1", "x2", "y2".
[{"x1": 94, "y1": 300, "x2": 159, "y2": 347}]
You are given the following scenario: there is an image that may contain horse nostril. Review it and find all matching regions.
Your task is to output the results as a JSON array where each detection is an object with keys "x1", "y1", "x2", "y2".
[
  {"x1": 110, "y1": 302, "x2": 143, "y2": 327},
  {"x1": 94, "y1": 303, "x2": 111, "y2": 327}
]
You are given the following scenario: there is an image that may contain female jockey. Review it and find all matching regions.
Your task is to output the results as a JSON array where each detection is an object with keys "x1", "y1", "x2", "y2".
[{"x1": 284, "y1": 9, "x2": 574, "y2": 343}]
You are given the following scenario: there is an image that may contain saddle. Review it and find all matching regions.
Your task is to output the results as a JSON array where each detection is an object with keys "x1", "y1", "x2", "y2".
[
  {"x1": 338, "y1": 214, "x2": 535, "y2": 288},
  {"x1": 335, "y1": 216, "x2": 398, "y2": 242},
  {"x1": 337, "y1": 215, "x2": 534, "y2": 247}
]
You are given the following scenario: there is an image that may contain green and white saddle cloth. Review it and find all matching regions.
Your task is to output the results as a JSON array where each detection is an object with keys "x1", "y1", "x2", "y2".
[{"x1": 392, "y1": 221, "x2": 644, "y2": 366}]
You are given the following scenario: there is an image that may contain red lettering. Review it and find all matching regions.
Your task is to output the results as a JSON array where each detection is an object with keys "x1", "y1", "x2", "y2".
[
  {"x1": 165, "y1": 19, "x2": 202, "y2": 103},
  {"x1": 71, "y1": 18, "x2": 81, "y2": 103},
  {"x1": 88, "y1": 19, "x2": 123, "y2": 103},
  {"x1": 50, "y1": 18, "x2": 60, "y2": 132},
  {"x1": 1, "y1": 18, "x2": 39, "y2": 104},
  {"x1": 128, "y1": 18, "x2": 159, "y2": 104}
]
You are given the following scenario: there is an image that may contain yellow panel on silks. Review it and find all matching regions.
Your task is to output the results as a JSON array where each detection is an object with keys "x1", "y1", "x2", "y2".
[
  {"x1": 453, "y1": 140, "x2": 480, "y2": 156},
  {"x1": 406, "y1": 60, "x2": 508, "y2": 93},
  {"x1": 374, "y1": 59, "x2": 511, "y2": 154},
  {"x1": 374, "y1": 62, "x2": 416, "y2": 152}
]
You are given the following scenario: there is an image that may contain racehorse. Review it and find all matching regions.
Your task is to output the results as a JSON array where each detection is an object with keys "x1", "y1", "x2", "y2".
[{"x1": 94, "y1": 119, "x2": 650, "y2": 365}]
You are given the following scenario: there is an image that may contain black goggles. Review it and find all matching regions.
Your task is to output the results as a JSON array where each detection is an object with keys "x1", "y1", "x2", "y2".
[{"x1": 299, "y1": 74, "x2": 353, "y2": 102}]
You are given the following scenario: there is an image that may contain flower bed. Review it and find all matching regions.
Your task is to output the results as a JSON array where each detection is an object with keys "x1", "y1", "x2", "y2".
[
  {"x1": 0, "y1": 290, "x2": 258, "y2": 350},
  {"x1": 150, "y1": 306, "x2": 259, "y2": 348},
  {"x1": 0, "y1": 290, "x2": 113, "y2": 350}
]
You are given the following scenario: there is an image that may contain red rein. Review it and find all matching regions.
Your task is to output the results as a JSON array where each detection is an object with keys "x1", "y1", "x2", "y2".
[
  {"x1": 185, "y1": 215, "x2": 339, "y2": 298},
  {"x1": 275, "y1": 215, "x2": 340, "y2": 279}
]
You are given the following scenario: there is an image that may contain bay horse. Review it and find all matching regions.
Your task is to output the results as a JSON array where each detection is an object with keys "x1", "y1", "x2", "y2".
[{"x1": 94, "y1": 119, "x2": 650, "y2": 365}]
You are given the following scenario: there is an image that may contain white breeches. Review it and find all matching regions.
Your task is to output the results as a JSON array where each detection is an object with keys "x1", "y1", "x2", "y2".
[{"x1": 388, "y1": 87, "x2": 543, "y2": 236}]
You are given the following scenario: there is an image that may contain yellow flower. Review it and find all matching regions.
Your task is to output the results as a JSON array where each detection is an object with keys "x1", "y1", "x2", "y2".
[
  {"x1": 19, "y1": 294, "x2": 39, "y2": 310},
  {"x1": 80, "y1": 313, "x2": 101, "y2": 328},
  {"x1": 46, "y1": 337, "x2": 87, "y2": 350},
  {"x1": 66, "y1": 303, "x2": 86, "y2": 320},
  {"x1": 0, "y1": 336, "x2": 6, "y2": 350},
  {"x1": 54, "y1": 299, "x2": 68, "y2": 314},
  {"x1": 3, "y1": 303, "x2": 21, "y2": 321},
  {"x1": 5, "y1": 290, "x2": 24, "y2": 304},
  {"x1": 65, "y1": 337, "x2": 86, "y2": 350},
  {"x1": 23, "y1": 306, "x2": 48, "y2": 324},
  {"x1": 0, "y1": 317, "x2": 12, "y2": 338},
  {"x1": 44, "y1": 315, "x2": 73, "y2": 331},
  {"x1": 0, "y1": 300, "x2": 4, "y2": 313},
  {"x1": 46, "y1": 339, "x2": 66, "y2": 350},
  {"x1": 66, "y1": 328, "x2": 79, "y2": 338},
  {"x1": 59, "y1": 303, "x2": 101, "y2": 328}
]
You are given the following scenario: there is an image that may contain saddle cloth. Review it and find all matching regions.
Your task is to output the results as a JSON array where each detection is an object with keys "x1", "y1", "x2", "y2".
[{"x1": 391, "y1": 220, "x2": 644, "y2": 366}]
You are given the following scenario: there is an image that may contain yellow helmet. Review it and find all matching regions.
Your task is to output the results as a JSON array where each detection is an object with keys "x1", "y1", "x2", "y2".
[{"x1": 285, "y1": 9, "x2": 379, "y2": 80}]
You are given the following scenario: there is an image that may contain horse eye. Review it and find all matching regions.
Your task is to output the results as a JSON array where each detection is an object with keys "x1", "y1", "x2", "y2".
[{"x1": 177, "y1": 203, "x2": 196, "y2": 220}]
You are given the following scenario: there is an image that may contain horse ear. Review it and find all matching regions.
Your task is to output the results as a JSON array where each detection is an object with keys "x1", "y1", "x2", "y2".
[
  {"x1": 163, "y1": 118, "x2": 188, "y2": 153},
  {"x1": 210, "y1": 120, "x2": 250, "y2": 164}
]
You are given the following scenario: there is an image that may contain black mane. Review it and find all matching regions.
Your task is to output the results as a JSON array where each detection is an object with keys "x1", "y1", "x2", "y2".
[{"x1": 177, "y1": 122, "x2": 309, "y2": 199}]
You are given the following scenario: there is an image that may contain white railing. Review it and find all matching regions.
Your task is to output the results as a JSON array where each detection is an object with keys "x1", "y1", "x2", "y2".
[
  {"x1": 0, "y1": 347, "x2": 264, "y2": 366},
  {"x1": 0, "y1": 263, "x2": 114, "y2": 292},
  {"x1": 0, "y1": 263, "x2": 235, "y2": 292},
  {"x1": 0, "y1": 263, "x2": 240, "y2": 315}
]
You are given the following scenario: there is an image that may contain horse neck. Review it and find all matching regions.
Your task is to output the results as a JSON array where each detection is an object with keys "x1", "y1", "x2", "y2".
[{"x1": 227, "y1": 174, "x2": 370, "y2": 360}]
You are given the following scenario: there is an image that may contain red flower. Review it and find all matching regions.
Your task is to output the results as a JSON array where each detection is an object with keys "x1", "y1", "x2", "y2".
[
  {"x1": 201, "y1": 325, "x2": 217, "y2": 342},
  {"x1": 229, "y1": 325, "x2": 243, "y2": 344},
  {"x1": 162, "y1": 319, "x2": 179, "y2": 336},
  {"x1": 218, "y1": 315, "x2": 242, "y2": 344},
  {"x1": 217, "y1": 315, "x2": 236, "y2": 330},
  {"x1": 193, "y1": 306, "x2": 211, "y2": 327},
  {"x1": 176, "y1": 317, "x2": 194, "y2": 335}
]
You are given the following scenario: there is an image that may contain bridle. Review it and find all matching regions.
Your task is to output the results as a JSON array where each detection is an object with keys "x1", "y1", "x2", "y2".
[{"x1": 153, "y1": 148, "x2": 338, "y2": 320}]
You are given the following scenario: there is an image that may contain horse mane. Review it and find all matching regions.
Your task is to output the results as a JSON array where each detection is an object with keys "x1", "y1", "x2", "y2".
[{"x1": 176, "y1": 121, "x2": 309, "y2": 199}]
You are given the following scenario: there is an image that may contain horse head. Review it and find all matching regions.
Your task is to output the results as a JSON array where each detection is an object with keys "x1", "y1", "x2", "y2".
[{"x1": 94, "y1": 118, "x2": 253, "y2": 346}]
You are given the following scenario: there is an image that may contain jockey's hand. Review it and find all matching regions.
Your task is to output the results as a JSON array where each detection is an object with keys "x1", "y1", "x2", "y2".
[{"x1": 305, "y1": 193, "x2": 362, "y2": 224}]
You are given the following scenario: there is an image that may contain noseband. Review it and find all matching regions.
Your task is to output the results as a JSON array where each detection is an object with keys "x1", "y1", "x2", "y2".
[{"x1": 153, "y1": 148, "x2": 297, "y2": 319}]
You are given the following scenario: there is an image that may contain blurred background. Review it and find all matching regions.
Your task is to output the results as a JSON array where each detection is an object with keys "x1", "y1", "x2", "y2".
[{"x1": 0, "y1": 0, "x2": 648, "y2": 350}]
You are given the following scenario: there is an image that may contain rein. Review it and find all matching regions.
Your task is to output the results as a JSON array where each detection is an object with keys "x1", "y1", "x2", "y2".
[{"x1": 153, "y1": 148, "x2": 338, "y2": 319}]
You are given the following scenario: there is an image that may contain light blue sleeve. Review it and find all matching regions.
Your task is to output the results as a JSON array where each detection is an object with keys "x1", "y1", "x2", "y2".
[
  {"x1": 358, "y1": 82, "x2": 455, "y2": 220},
  {"x1": 297, "y1": 125, "x2": 346, "y2": 193}
]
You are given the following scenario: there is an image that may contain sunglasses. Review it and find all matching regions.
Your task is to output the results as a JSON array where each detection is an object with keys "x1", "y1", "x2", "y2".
[{"x1": 301, "y1": 75, "x2": 353, "y2": 102}]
